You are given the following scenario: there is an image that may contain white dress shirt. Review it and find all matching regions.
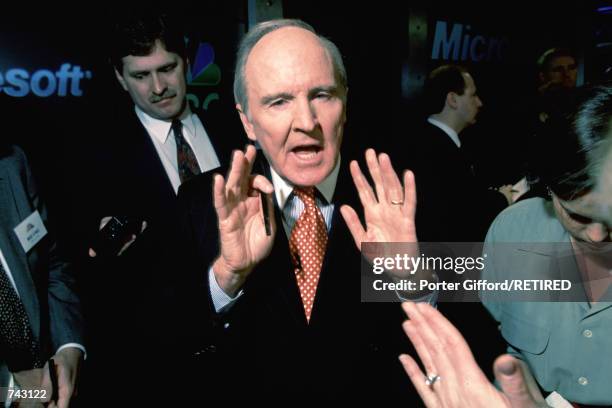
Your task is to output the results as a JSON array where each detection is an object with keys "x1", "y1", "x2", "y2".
[
  {"x1": 135, "y1": 106, "x2": 220, "y2": 193},
  {"x1": 428, "y1": 116, "x2": 461, "y2": 148}
]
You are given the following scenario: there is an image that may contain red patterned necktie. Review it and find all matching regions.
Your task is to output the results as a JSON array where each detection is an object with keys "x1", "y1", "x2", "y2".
[
  {"x1": 172, "y1": 119, "x2": 201, "y2": 183},
  {"x1": 289, "y1": 187, "x2": 328, "y2": 322}
]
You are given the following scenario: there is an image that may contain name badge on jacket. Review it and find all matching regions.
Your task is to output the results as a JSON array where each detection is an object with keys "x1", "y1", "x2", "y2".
[{"x1": 14, "y1": 210, "x2": 47, "y2": 253}]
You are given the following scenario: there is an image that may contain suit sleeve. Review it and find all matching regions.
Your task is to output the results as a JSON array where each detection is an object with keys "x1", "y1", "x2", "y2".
[
  {"x1": 16, "y1": 147, "x2": 85, "y2": 351},
  {"x1": 409, "y1": 136, "x2": 508, "y2": 242}
]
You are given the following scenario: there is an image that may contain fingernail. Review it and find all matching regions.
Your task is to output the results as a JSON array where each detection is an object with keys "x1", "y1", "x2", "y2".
[{"x1": 498, "y1": 360, "x2": 517, "y2": 375}]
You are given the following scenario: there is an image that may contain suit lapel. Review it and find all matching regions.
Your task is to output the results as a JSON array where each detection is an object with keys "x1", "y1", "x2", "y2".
[
  {"x1": 310, "y1": 163, "x2": 357, "y2": 325},
  {"x1": 242, "y1": 156, "x2": 358, "y2": 328},
  {"x1": 0, "y1": 163, "x2": 40, "y2": 339},
  {"x1": 251, "y1": 154, "x2": 308, "y2": 327},
  {"x1": 265, "y1": 205, "x2": 308, "y2": 326},
  {"x1": 133, "y1": 121, "x2": 177, "y2": 205}
]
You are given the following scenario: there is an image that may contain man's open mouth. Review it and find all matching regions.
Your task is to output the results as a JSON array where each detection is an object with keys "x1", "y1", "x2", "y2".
[{"x1": 291, "y1": 145, "x2": 323, "y2": 160}]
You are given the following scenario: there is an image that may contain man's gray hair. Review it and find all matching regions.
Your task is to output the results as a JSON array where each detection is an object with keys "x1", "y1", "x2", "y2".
[{"x1": 233, "y1": 19, "x2": 347, "y2": 116}]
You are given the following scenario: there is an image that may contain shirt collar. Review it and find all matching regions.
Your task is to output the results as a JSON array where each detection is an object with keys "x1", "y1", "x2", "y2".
[
  {"x1": 135, "y1": 105, "x2": 196, "y2": 144},
  {"x1": 269, "y1": 155, "x2": 340, "y2": 209},
  {"x1": 427, "y1": 116, "x2": 461, "y2": 148}
]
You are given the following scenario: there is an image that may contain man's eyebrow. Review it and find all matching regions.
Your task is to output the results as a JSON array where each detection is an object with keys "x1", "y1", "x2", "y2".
[
  {"x1": 157, "y1": 62, "x2": 178, "y2": 71},
  {"x1": 310, "y1": 85, "x2": 340, "y2": 94},
  {"x1": 260, "y1": 86, "x2": 342, "y2": 105},
  {"x1": 127, "y1": 61, "x2": 177, "y2": 77},
  {"x1": 128, "y1": 68, "x2": 150, "y2": 76},
  {"x1": 260, "y1": 92, "x2": 294, "y2": 105}
]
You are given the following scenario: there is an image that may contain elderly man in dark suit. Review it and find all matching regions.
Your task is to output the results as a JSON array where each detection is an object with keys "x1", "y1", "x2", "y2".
[
  {"x1": 178, "y1": 19, "x2": 435, "y2": 399},
  {"x1": 0, "y1": 145, "x2": 84, "y2": 408}
]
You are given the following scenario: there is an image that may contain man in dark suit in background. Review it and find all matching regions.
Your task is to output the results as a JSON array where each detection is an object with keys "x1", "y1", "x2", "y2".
[
  {"x1": 403, "y1": 64, "x2": 510, "y2": 381},
  {"x1": 408, "y1": 65, "x2": 511, "y2": 242},
  {"x1": 80, "y1": 12, "x2": 236, "y2": 403},
  {"x1": 0, "y1": 145, "x2": 84, "y2": 407},
  {"x1": 178, "y1": 19, "x2": 435, "y2": 400}
]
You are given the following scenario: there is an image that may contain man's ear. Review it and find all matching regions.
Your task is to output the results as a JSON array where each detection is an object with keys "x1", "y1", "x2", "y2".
[
  {"x1": 237, "y1": 104, "x2": 257, "y2": 142},
  {"x1": 114, "y1": 68, "x2": 128, "y2": 92},
  {"x1": 446, "y1": 92, "x2": 458, "y2": 109}
]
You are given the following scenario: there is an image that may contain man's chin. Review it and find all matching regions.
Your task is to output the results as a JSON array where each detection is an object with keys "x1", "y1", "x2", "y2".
[
  {"x1": 286, "y1": 169, "x2": 330, "y2": 188},
  {"x1": 273, "y1": 157, "x2": 335, "y2": 187},
  {"x1": 151, "y1": 107, "x2": 182, "y2": 121}
]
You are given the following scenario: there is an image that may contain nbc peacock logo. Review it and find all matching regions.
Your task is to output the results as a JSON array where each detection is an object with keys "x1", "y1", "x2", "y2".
[
  {"x1": 187, "y1": 43, "x2": 221, "y2": 86},
  {"x1": 187, "y1": 42, "x2": 221, "y2": 111}
]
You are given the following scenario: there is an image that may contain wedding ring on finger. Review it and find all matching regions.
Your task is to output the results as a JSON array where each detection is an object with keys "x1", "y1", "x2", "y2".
[
  {"x1": 425, "y1": 373, "x2": 441, "y2": 387},
  {"x1": 390, "y1": 199, "x2": 404, "y2": 205}
]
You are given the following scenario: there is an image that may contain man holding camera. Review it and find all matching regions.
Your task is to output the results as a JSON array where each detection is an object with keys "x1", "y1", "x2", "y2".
[{"x1": 81, "y1": 12, "x2": 233, "y2": 403}]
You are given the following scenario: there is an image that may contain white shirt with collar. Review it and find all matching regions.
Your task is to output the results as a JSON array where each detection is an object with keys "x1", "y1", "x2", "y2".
[
  {"x1": 135, "y1": 105, "x2": 220, "y2": 193},
  {"x1": 427, "y1": 116, "x2": 461, "y2": 148},
  {"x1": 269, "y1": 157, "x2": 339, "y2": 236}
]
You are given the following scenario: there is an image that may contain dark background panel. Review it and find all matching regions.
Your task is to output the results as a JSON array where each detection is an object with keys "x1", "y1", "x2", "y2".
[{"x1": 2, "y1": 0, "x2": 612, "y2": 243}]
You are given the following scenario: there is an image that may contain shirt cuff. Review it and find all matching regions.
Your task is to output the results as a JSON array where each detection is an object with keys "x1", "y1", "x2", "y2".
[
  {"x1": 56, "y1": 343, "x2": 87, "y2": 360},
  {"x1": 5, "y1": 374, "x2": 15, "y2": 408},
  {"x1": 208, "y1": 266, "x2": 242, "y2": 313},
  {"x1": 395, "y1": 273, "x2": 439, "y2": 305},
  {"x1": 396, "y1": 288, "x2": 439, "y2": 305}
]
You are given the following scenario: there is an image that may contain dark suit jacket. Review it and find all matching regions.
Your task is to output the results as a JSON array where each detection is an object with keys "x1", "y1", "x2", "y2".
[
  {"x1": 399, "y1": 122, "x2": 508, "y2": 379},
  {"x1": 177, "y1": 155, "x2": 418, "y2": 400},
  {"x1": 404, "y1": 121, "x2": 508, "y2": 242},
  {"x1": 0, "y1": 145, "x2": 83, "y2": 387},
  {"x1": 78, "y1": 107, "x2": 237, "y2": 402}
]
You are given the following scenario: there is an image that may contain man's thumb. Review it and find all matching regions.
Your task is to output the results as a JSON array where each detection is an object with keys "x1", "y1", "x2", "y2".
[{"x1": 494, "y1": 355, "x2": 538, "y2": 408}]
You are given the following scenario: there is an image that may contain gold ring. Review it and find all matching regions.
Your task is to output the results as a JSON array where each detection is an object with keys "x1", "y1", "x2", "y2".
[{"x1": 390, "y1": 200, "x2": 404, "y2": 205}]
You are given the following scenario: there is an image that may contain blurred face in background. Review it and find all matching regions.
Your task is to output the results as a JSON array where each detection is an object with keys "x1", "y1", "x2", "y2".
[
  {"x1": 553, "y1": 190, "x2": 612, "y2": 244},
  {"x1": 541, "y1": 55, "x2": 578, "y2": 89},
  {"x1": 454, "y1": 73, "x2": 483, "y2": 127}
]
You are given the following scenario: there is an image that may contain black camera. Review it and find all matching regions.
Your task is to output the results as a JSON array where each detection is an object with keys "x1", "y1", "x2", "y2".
[{"x1": 91, "y1": 216, "x2": 143, "y2": 257}]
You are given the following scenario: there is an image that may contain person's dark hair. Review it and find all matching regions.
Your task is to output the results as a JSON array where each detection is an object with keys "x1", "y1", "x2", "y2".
[
  {"x1": 424, "y1": 65, "x2": 469, "y2": 115},
  {"x1": 537, "y1": 47, "x2": 576, "y2": 74},
  {"x1": 533, "y1": 83, "x2": 612, "y2": 200},
  {"x1": 109, "y1": 12, "x2": 186, "y2": 74}
]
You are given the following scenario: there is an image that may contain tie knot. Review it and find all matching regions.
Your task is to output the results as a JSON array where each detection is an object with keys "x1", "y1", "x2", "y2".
[
  {"x1": 293, "y1": 186, "x2": 316, "y2": 208},
  {"x1": 171, "y1": 119, "x2": 183, "y2": 134}
]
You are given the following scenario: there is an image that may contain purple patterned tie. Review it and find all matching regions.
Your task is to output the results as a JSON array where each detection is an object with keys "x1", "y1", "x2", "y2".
[{"x1": 172, "y1": 119, "x2": 201, "y2": 183}]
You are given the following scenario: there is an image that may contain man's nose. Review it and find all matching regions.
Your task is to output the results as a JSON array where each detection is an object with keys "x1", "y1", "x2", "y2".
[
  {"x1": 151, "y1": 73, "x2": 167, "y2": 95},
  {"x1": 586, "y1": 222, "x2": 609, "y2": 242},
  {"x1": 293, "y1": 98, "x2": 317, "y2": 132},
  {"x1": 476, "y1": 96, "x2": 483, "y2": 108}
]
